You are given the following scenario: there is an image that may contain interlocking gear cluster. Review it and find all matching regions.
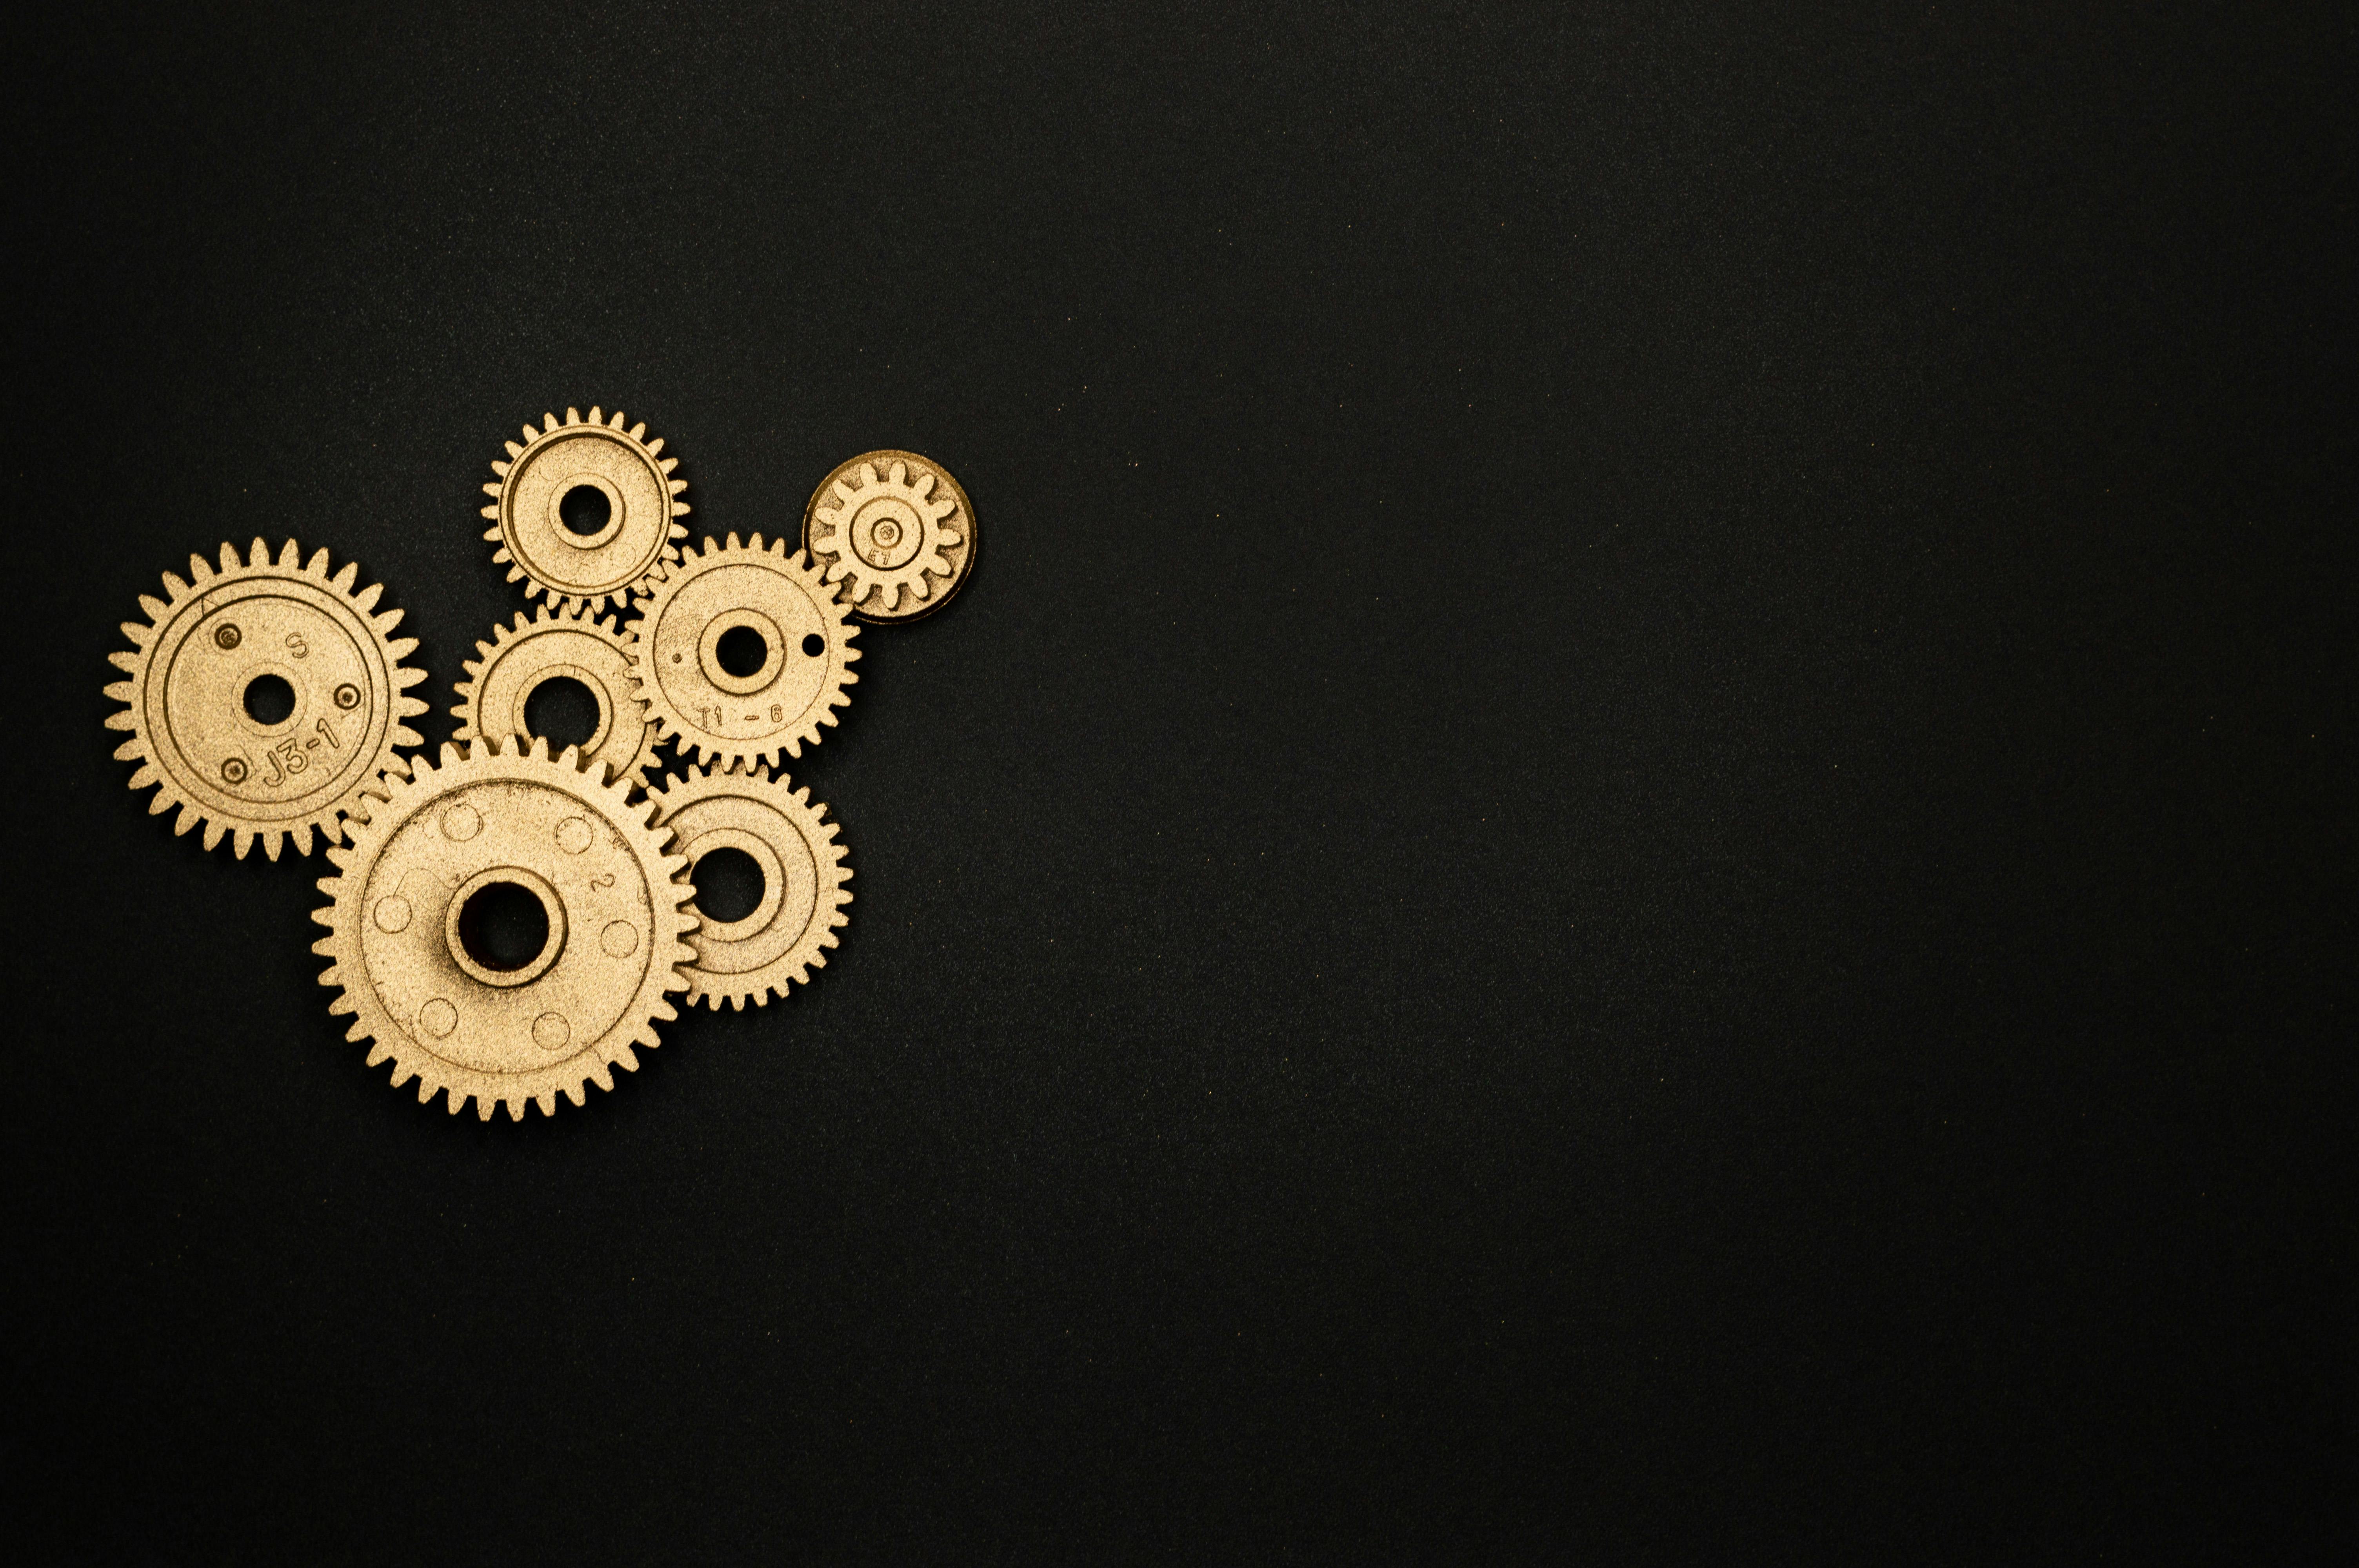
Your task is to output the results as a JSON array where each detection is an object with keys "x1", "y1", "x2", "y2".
[{"x1": 109, "y1": 408, "x2": 975, "y2": 1119}]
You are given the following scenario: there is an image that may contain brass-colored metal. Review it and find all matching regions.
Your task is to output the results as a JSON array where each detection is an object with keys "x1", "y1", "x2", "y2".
[
  {"x1": 452, "y1": 603, "x2": 662, "y2": 791},
  {"x1": 481, "y1": 406, "x2": 690, "y2": 611},
  {"x1": 647, "y1": 764, "x2": 853, "y2": 1010},
  {"x1": 626, "y1": 532, "x2": 860, "y2": 769},
  {"x1": 802, "y1": 450, "x2": 975, "y2": 622},
  {"x1": 312, "y1": 736, "x2": 698, "y2": 1121},
  {"x1": 105, "y1": 539, "x2": 429, "y2": 859}
]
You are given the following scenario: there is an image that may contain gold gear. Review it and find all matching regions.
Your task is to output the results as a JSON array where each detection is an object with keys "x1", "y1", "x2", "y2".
[
  {"x1": 452, "y1": 603, "x2": 663, "y2": 791},
  {"x1": 648, "y1": 764, "x2": 853, "y2": 1010},
  {"x1": 626, "y1": 532, "x2": 860, "y2": 769},
  {"x1": 105, "y1": 539, "x2": 429, "y2": 860},
  {"x1": 480, "y1": 406, "x2": 690, "y2": 611},
  {"x1": 311, "y1": 736, "x2": 698, "y2": 1121},
  {"x1": 803, "y1": 450, "x2": 975, "y2": 622}
]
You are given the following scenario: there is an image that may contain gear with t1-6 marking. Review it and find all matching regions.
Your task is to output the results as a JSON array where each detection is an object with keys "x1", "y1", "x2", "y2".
[
  {"x1": 452, "y1": 603, "x2": 662, "y2": 791},
  {"x1": 627, "y1": 533, "x2": 860, "y2": 770},
  {"x1": 105, "y1": 539, "x2": 430, "y2": 859},
  {"x1": 482, "y1": 406, "x2": 690, "y2": 611},
  {"x1": 648, "y1": 763, "x2": 852, "y2": 1010},
  {"x1": 312, "y1": 736, "x2": 698, "y2": 1120},
  {"x1": 803, "y1": 450, "x2": 976, "y2": 622}
]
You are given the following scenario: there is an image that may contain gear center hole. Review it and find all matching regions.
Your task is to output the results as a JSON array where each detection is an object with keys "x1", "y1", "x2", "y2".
[
  {"x1": 523, "y1": 676, "x2": 602, "y2": 754},
  {"x1": 715, "y1": 626, "x2": 769, "y2": 678},
  {"x1": 243, "y1": 673, "x2": 296, "y2": 725},
  {"x1": 691, "y1": 847, "x2": 765, "y2": 924},
  {"x1": 456, "y1": 880, "x2": 551, "y2": 972},
  {"x1": 558, "y1": 483, "x2": 612, "y2": 536}
]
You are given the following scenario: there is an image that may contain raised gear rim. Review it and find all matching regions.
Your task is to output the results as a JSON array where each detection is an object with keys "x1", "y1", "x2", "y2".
[
  {"x1": 803, "y1": 451, "x2": 974, "y2": 621},
  {"x1": 311, "y1": 736, "x2": 698, "y2": 1121},
  {"x1": 105, "y1": 538, "x2": 429, "y2": 860},
  {"x1": 648, "y1": 763, "x2": 853, "y2": 1010},
  {"x1": 625, "y1": 532, "x2": 860, "y2": 770},
  {"x1": 452, "y1": 603, "x2": 664, "y2": 791},
  {"x1": 481, "y1": 405, "x2": 691, "y2": 612}
]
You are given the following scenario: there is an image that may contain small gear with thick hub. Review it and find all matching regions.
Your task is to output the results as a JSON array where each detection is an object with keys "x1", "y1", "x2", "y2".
[
  {"x1": 481, "y1": 406, "x2": 691, "y2": 611},
  {"x1": 803, "y1": 450, "x2": 976, "y2": 622},
  {"x1": 452, "y1": 603, "x2": 663, "y2": 791},
  {"x1": 312, "y1": 736, "x2": 698, "y2": 1120},
  {"x1": 105, "y1": 539, "x2": 430, "y2": 859},
  {"x1": 626, "y1": 532, "x2": 860, "y2": 769},
  {"x1": 647, "y1": 763, "x2": 852, "y2": 1010}
]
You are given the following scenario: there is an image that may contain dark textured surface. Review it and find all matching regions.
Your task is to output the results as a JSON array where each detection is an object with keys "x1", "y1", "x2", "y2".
[{"x1": 7, "y1": 3, "x2": 2352, "y2": 1560}]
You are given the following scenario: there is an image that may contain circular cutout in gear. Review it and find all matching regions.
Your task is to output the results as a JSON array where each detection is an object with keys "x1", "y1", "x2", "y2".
[
  {"x1": 648, "y1": 764, "x2": 853, "y2": 1009},
  {"x1": 452, "y1": 603, "x2": 663, "y2": 791},
  {"x1": 105, "y1": 539, "x2": 430, "y2": 859},
  {"x1": 312, "y1": 736, "x2": 698, "y2": 1120},
  {"x1": 802, "y1": 450, "x2": 976, "y2": 622},
  {"x1": 627, "y1": 533, "x2": 860, "y2": 769},
  {"x1": 482, "y1": 406, "x2": 691, "y2": 611}
]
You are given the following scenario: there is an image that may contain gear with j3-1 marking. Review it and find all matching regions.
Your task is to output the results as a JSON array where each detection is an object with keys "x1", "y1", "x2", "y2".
[
  {"x1": 482, "y1": 406, "x2": 691, "y2": 612},
  {"x1": 312, "y1": 736, "x2": 698, "y2": 1121},
  {"x1": 648, "y1": 763, "x2": 853, "y2": 1011},
  {"x1": 451, "y1": 602, "x2": 663, "y2": 791},
  {"x1": 627, "y1": 532, "x2": 860, "y2": 770},
  {"x1": 105, "y1": 539, "x2": 430, "y2": 859}
]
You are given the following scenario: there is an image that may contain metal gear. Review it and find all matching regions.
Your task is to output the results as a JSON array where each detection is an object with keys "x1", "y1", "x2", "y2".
[
  {"x1": 626, "y1": 532, "x2": 860, "y2": 769},
  {"x1": 803, "y1": 451, "x2": 976, "y2": 622},
  {"x1": 452, "y1": 603, "x2": 663, "y2": 791},
  {"x1": 105, "y1": 539, "x2": 429, "y2": 860},
  {"x1": 311, "y1": 736, "x2": 698, "y2": 1121},
  {"x1": 481, "y1": 406, "x2": 690, "y2": 611},
  {"x1": 648, "y1": 764, "x2": 853, "y2": 1010}
]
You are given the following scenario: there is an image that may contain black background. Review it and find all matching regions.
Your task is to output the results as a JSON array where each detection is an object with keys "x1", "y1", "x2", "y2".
[{"x1": 8, "y1": 3, "x2": 2352, "y2": 1561}]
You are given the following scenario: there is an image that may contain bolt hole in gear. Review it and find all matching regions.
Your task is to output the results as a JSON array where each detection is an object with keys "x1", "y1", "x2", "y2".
[
  {"x1": 557, "y1": 483, "x2": 613, "y2": 537},
  {"x1": 107, "y1": 539, "x2": 431, "y2": 858},
  {"x1": 714, "y1": 624, "x2": 769, "y2": 678},
  {"x1": 242, "y1": 673, "x2": 296, "y2": 725},
  {"x1": 802, "y1": 450, "x2": 978, "y2": 624},
  {"x1": 456, "y1": 879, "x2": 554, "y2": 971},
  {"x1": 522, "y1": 675, "x2": 603, "y2": 754},
  {"x1": 690, "y1": 846, "x2": 766, "y2": 923}
]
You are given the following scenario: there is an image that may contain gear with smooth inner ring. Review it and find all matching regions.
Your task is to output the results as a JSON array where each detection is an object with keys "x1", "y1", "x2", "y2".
[
  {"x1": 481, "y1": 405, "x2": 691, "y2": 611},
  {"x1": 626, "y1": 532, "x2": 860, "y2": 769},
  {"x1": 105, "y1": 539, "x2": 430, "y2": 860},
  {"x1": 803, "y1": 450, "x2": 976, "y2": 622},
  {"x1": 648, "y1": 763, "x2": 853, "y2": 1010},
  {"x1": 312, "y1": 736, "x2": 698, "y2": 1121},
  {"x1": 452, "y1": 603, "x2": 663, "y2": 791}
]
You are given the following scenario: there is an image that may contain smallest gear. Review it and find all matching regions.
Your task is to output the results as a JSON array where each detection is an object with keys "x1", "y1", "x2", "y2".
[
  {"x1": 649, "y1": 763, "x2": 853, "y2": 1010},
  {"x1": 451, "y1": 603, "x2": 663, "y2": 791},
  {"x1": 803, "y1": 450, "x2": 976, "y2": 623}
]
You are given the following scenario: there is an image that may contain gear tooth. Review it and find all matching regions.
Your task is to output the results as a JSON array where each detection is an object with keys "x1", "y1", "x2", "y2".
[
  {"x1": 522, "y1": 422, "x2": 541, "y2": 443},
  {"x1": 672, "y1": 501, "x2": 691, "y2": 517},
  {"x1": 615, "y1": 1044, "x2": 643, "y2": 1071},
  {"x1": 492, "y1": 547, "x2": 512, "y2": 564},
  {"x1": 127, "y1": 760, "x2": 159, "y2": 787},
  {"x1": 540, "y1": 412, "x2": 560, "y2": 434},
  {"x1": 293, "y1": 823, "x2": 316, "y2": 857},
  {"x1": 507, "y1": 566, "x2": 525, "y2": 584},
  {"x1": 438, "y1": 742, "x2": 463, "y2": 768},
  {"x1": 445, "y1": 1087, "x2": 467, "y2": 1115},
  {"x1": 724, "y1": 531, "x2": 742, "y2": 551},
  {"x1": 329, "y1": 560, "x2": 358, "y2": 591},
  {"x1": 565, "y1": 1081, "x2": 587, "y2": 1107},
  {"x1": 491, "y1": 460, "x2": 510, "y2": 478},
  {"x1": 104, "y1": 680, "x2": 135, "y2": 702},
  {"x1": 477, "y1": 1095, "x2": 498, "y2": 1122},
  {"x1": 590, "y1": 1061, "x2": 616, "y2": 1092},
  {"x1": 534, "y1": 1091, "x2": 556, "y2": 1117},
  {"x1": 191, "y1": 550, "x2": 220, "y2": 582},
  {"x1": 480, "y1": 481, "x2": 502, "y2": 498},
  {"x1": 160, "y1": 572, "x2": 190, "y2": 602},
  {"x1": 644, "y1": 435, "x2": 665, "y2": 457},
  {"x1": 329, "y1": 995, "x2": 358, "y2": 1019},
  {"x1": 565, "y1": 407, "x2": 581, "y2": 426},
  {"x1": 206, "y1": 819, "x2": 229, "y2": 852},
  {"x1": 506, "y1": 439, "x2": 525, "y2": 459},
  {"x1": 483, "y1": 507, "x2": 502, "y2": 521},
  {"x1": 263, "y1": 830, "x2": 285, "y2": 860},
  {"x1": 272, "y1": 539, "x2": 299, "y2": 568},
  {"x1": 391, "y1": 725, "x2": 425, "y2": 748},
  {"x1": 137, "y1": 594, "x2": 171, "y2": 624},
  {"x1": 363, "y1": 1042, "x2": 391, "y2": 1067},
  {"x1": 354, "y1": 577, "x2": 386, "y2": 610},
  {"x1": 109, "y1": 648, "x2": 142, "y2": 672},
  {"x1": 384, "y1": 632, "x2": 418, "y2": 657},
  {"x1": 668, "y1": 523, "x2": 689, "y2": 540}
]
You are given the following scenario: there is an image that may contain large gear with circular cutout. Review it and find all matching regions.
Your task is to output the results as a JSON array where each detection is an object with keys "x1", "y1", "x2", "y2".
[
  {"x1": 452, "y1": 603, "x2": 662, "y2": 791},
  {"x1": 105, "y1": 539, "x2": 430, "y2": 860},
  {"x1": 626, "y1": 533, "x2": 860, "y2": 769},
  {"x1": 481, "y1": 405, "x2": 691, "y2": 611},
  {"x1": 648, "y1": 763, "x2": 853, "y2": 1010},
  {"x1": 312, "y1": 737, "x2": 698, "y2": 1120},
  {"x1": 803, "y1": 450, "x2": 976, "y2": 622}
]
